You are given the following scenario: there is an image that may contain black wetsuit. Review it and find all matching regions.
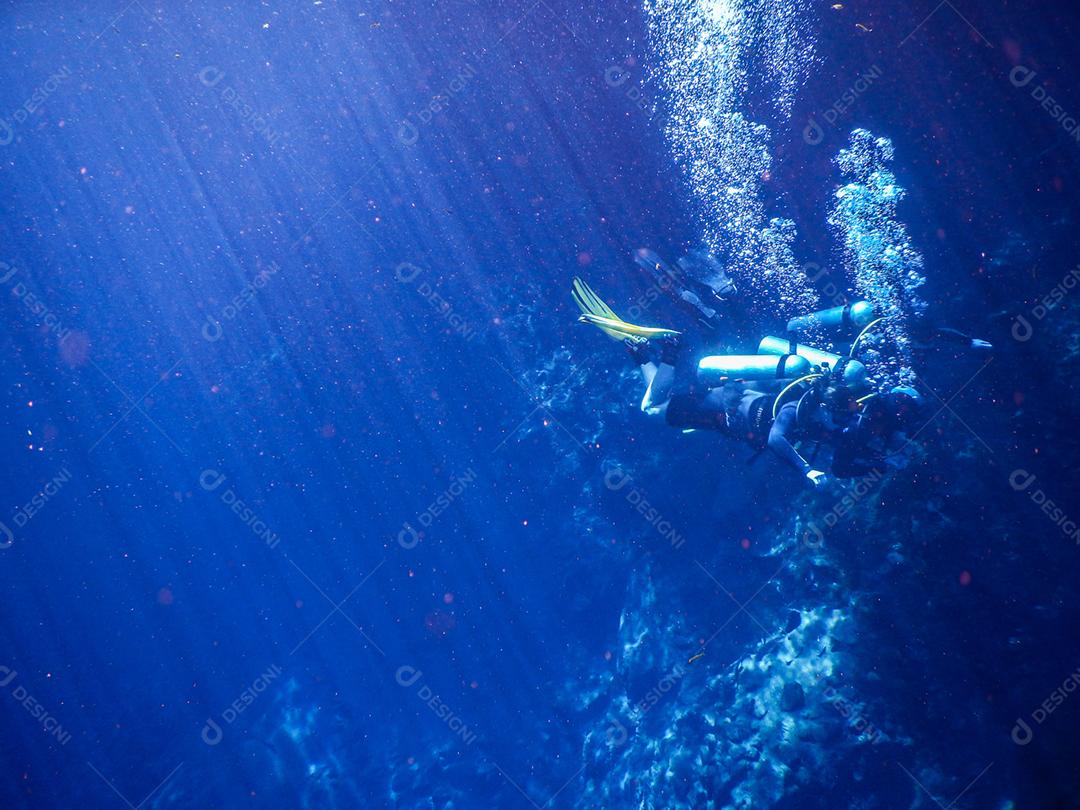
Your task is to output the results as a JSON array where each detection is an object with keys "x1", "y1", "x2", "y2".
[
  {"x1": 768, "y1": 401, "x2": 823, "y2": 477},
  {"x1": 665, "y1": 384, "x2": 903, "y2": 479},
  {"x1": 665, "y1": 384, "x2": 773, "y2": 446},
  {"x1": 665, "y1": 385, "x2": 833, "y2": 475}
]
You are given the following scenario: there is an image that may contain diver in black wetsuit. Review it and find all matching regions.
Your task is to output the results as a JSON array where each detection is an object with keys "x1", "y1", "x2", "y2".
[
  {"x1": 631, "y1": 336, "x2": 922, "y2": 488},
  {"x1": 572, "y1": 275, "x2": 927, "y2": 487}
]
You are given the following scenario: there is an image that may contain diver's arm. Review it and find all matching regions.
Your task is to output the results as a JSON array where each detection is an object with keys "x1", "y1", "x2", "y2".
[{"x1": 767, "y1": 405, "x2": 814, "y2": 479}]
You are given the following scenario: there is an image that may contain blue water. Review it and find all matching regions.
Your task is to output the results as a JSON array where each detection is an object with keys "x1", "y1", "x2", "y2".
[{"x1": 2, "y1": 1, "x2": 1079, "y2": 808}]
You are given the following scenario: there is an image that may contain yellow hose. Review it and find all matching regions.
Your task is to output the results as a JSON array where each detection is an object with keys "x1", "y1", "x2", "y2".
[
  {"x1": 772, "y1": 373, "x2": 823, "y2": 420},
  {"x1": 849, "y1": 317, "x2": 886, "y2": 357}
]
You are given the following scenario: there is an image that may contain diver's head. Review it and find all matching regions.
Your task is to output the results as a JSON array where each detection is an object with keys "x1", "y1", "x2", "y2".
[
  {"x1": 889, "y1": 385, "x2": 924, "y2": 430},
  {"x1": 822, "y1": 382, "x2": 856, "y2": 414}
]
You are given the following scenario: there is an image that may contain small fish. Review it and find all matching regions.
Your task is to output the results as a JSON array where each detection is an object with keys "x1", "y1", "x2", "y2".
[
  {"x1": 688, "y1": 651, "x2": 705, "y2": 664},
  {"x1": 831, "y1": 3, "x2": 843, "y2": 8},
  {"x1": 856, "y1": 23, "x2": 873, "y2": 32},
  {"x1": 371, "y1": 21, "x2": 381, "y2": 29}
]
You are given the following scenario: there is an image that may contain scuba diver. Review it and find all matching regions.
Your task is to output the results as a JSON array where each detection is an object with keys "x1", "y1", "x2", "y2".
[
  {"x1": 571, "y1": 273, "x2": 926, "y2": 488},
  {"x1": 910, "y1": 322, "x2": 993, "y2": 355},
  {"x1": 632, "y1": 247, "x2": 735, "y2": 330}
]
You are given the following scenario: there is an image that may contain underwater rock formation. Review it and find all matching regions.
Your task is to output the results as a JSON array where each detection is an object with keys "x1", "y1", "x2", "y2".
[{"x1": 574, "y1": 510, "x2": 917, "y2": 809}]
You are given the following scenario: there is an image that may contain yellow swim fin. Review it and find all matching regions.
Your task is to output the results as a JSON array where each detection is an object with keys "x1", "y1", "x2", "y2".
[
  {"x1": 572, "y1": 277, "x2": 620, "y2": 322},
  {"x1": 571, "y1": 277, "x2": 680, "y2": 342},
  {"x1": 578, "y1": 314, "x2": 682, "y2": 341}
]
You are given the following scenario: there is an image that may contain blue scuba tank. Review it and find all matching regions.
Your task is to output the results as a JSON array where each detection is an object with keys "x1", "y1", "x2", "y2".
[
  {"x1": 757, "y1": 336, "x2": 867, "y2": 388},
  {"x1": 697, "y1": 354, "x2": 812, "y2": 386},
  {"x1": 786, "y1": 301, "x2": 875, "y2": 335}
]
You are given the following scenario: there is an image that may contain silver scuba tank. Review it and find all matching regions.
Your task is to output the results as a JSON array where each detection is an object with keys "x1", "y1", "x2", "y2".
[
  {"x1": 786, "y1": 301, "x2": 875, "y2": 335},
  {"x1": 697, "y1": 354, "x2": 812, "y2": 386},
  {"x1": 757, "y1": 336, "x2": 867, "y2": 387}
]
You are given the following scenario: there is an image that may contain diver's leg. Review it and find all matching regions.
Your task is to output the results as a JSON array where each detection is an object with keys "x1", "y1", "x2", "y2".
[
  {"x1": 665, "y1": 383, "x2": 749, "y2": 435},
  {"x1": 640, "y1": 337, "x2": 680, "y2": 417},
  {"x1": 623, "y1": 339, "x2": 665, "y2": 416},
  {"x1": 639, "y1": 360, "x2": 657, "y2": 387},
  {"x1": 641, "y1": 362, "x2": 674, "y2": 416}
]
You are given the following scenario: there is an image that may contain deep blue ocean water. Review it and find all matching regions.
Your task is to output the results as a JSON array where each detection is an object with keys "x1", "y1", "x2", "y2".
[{"x1": 2, "y1": 1, "x2": 1079, "y2": 808}]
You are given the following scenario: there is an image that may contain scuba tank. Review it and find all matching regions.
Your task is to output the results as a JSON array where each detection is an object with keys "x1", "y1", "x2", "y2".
[
  {"x1": 757, "y1": 336, "x2": 867, "y2": 388},
  {"x1": 786, "y1": 301, "x2": 875, "y2": 335},
  {"x1": 697, "y1": 354, "x2": 812, "y2": 386}
]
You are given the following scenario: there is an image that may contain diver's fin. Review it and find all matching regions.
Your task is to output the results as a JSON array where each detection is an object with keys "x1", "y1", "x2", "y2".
[
  {"x1": 578, "y1": 313, "x2": 681, "y2": 341},
  {"x1": 571, "y1": 277, "x2": 626, "y2": 340},
  {"x1": 678, "y1": 250, "x2": 737, "y2": 298},
  {"x1": 572, "y1": 277, "x2": 619, "y2": 321},
  {"x1": 572, "y1": 277, "x2": 680, "y2": 343}
]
